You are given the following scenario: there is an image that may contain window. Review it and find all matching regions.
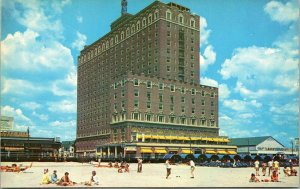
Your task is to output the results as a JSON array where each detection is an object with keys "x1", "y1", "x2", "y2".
[
  {"x1": 170, "y1": 105, "x2": 174, "y2": 112},
  {"x1": 132, "y1": 112, "x2": 140, "y2": 120},
  {"x1": 159, "y1": 93, "x2": 163, "y2": 102},
  {"x1": 170, "y1": 85, "x2": 175, "y2": 92},
  {"x1": 121, "y1": 89, "x2": 125, "y2": 97},
  {"x1": 122, "y1": 101, "x2": 125, "y2": 108},
  {"x1": 158, "y1": 115, "x2": 165, "y2": 122},
  {"x1": 191, "y1": 118, "x2": 196, "y2": 125},
  {"x1": 167, "y1": 66, "x2": 171, "y2": 72},
  {"x1": 159, "y1": 83, "x2": 164, "y2": 90},
  {"x1": 134, "y1": 89, "x2": 139, "y2": 97},
  {"x1": 201, "y1": 100, "x2": 205, "y2": 106},
  {"x1": 210, "y1": 121, "x2": 215, "y2": 126},
  {"x1": 170, "y1": 95, "x2": 174, "y2": 104},
  {"x1": 110, "y1": 38, "x2": 114, "y2": 46},
  {"x1": 211, "y1": 92, "x2": 215, "y2": 98},
  {"x1": 159, "y1": 103, "x2": 163, "y2": 110},
  {"x1": 147, "y1": 102, "x2": 151, "y2": 109},
  {"x1": 192, "y1": 98, "x2": 195, "y2": 104},
  {"x1": 134, "y1": 79, "x2": 139, "y2": 86},
  {"x1": 154, "y1": 10, "x2": 159, "y2": 20},
  {"x1": 178, "y1": 14, "x2": 184, "y2": 24},
  {"x1": 180, "y1": 117, "x2": 186, "y2": 124},
  {"x1": 131, "y1": 24, "x2": 135, "y2": 34},
  {"x1": 126, "y1": 28, "x2": 130, "y2": 37},
  {"x1": 142, "y1": 17, "x2": 146, "y2": 27},
  {"x1": 211, "y1": 110, "x2": 214, "y2": 116},
  {"x1": 190, "y1": 18, "x2": 195, "y2": 27},
  {"x1": 166, "y1": 10, "x2": 172, "y2": 20},
  {"x1": 181, "y1": 106, "x2": 185, "y2": 113},
  {"x1": 114, "y1": 93, "x2": 117, "y2": 99},
  {"x1": 201, "y1": 119, "x2": 206, "y2": 125},
  {"x1": 114, "y1": 103, "x2": 117, "y2": 110},
  {"x1": 181, "y1": 96, "x2": 185, "y2": 103},
  {"x1": 148, "y1": 14, "x2": 152, "y2": 23},
  {"x1": 147, "y1": 92, "x2": 151, "y2": 101},
  {"x1": 170, "y1": 116, "x2": 176, "y2": 123},
  {"x1": 211, "y1": 101, "x2": 214, "y2": 107},
  {"x1": 136, "y1": 21, "x2": 141, "y2": 30},
  {"x1": 192, "y1": 107, "x2": 195, "y2": 114},
  {"x1": 121, "y1": 32, "x2": 124, "y2": 40},
  {"x1": 191, "y1": 88, "x2": 195, "y2": 95},
  {"x1": 134, "y1": 100, "x2": 139, "y2": 108},
  {"x1": 167, "y1": 31, "x2": 171, "y2": 37},
  {"x1": 201, "y1": 109, "x2": 205, "y2": 115},
  {"x1": 181, "y1": 87, "x2": 185, "y2": 94},
  {"x1": 201, "y1": 90, "x2": 205, "y2": 97},
  {"x1": 146, "y1": 114, "x2": 152, "y2": 121},
  {"x1": 147, "y1": 81, "x2": 152, "y2": 88}
]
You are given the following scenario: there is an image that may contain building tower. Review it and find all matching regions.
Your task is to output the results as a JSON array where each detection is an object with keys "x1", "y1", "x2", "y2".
[{"x1": 76, "y1": 1, "x2": 237, "y2": 158}]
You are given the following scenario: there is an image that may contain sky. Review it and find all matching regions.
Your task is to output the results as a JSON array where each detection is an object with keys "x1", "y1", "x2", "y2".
[{"x1": 1, "y1": 0, "x2": 299, "y2": 147}]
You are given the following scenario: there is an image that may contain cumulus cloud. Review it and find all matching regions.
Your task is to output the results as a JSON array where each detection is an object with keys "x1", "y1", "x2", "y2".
[
  {"x1": 48, "y1": 100, "x2": 76, "y2": 114},
  {"x1": 200, "y1": 17, "x2": 211, "y2": 46},
  {"x1": 20, "y1": 102, "x2": 41, "y2": 110},
  {"x1": 1, "y1": 105, "x2": 32, "y2": 123},
  {"x1": 50, "y1": 120, "x2": 76, "y2": 127},
  {"x1": 200, "y1": 45, "x2": 216, "y2": 72},
  {"x1": 71, "y1": 31, "x2": 87, "y2": 51},
  {"x1": 223, "y1": 99, "x2": 262, "y2": 111},
  {"x1": 264, "y1": 0, "x2": 299, "y2": 24},
  {"x1": 32, "y1": 111, "x2": 49, "y2": 121}
]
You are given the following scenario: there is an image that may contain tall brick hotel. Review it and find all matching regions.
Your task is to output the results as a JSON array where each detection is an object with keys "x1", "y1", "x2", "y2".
[{"x1": 76, "y1": 0, "x2": 237, "y2": 158}]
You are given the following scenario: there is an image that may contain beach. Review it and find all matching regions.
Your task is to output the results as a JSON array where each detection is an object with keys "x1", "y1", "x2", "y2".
[{"x1": 0, "y1": 162, "x2": 299, "y2": 188}]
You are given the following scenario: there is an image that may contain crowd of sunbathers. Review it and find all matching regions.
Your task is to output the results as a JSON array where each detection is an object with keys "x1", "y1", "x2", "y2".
[
  {"x1": 40, "y1": 169, "x2": 99, "y2": 186},
  {"x1": 249, "y1": 159, "x2": 297, "y2": 183},
  {"x1": 94, "y1": 160, "x2": 131, "y2": 173},
  {"x1": 0, "y1": 163, "x2": 32, "y2": 173}
]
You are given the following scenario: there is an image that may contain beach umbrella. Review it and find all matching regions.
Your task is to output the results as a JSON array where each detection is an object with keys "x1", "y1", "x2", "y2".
[
  {"x1": 243, "y1": 155, "x2": 252, "y2": 161},
  {"x1": 196, "y1": 154, "x2": 207, "y2": 163}
]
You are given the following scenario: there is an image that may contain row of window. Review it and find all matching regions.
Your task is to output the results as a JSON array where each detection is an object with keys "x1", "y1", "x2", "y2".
[{"x1": 79, "y1": 9, "x2": 197, "y2": 64}]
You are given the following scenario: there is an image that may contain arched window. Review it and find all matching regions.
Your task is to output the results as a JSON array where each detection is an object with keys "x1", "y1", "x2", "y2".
[
  {"x1": 166, "y1": 9, "x2": 172, "y2": 20},
  {"x1": 148, "y1": 13, "x2": 153, "y2": 24},
  {"x1": 121, "y1": 31, "x2": 124, "y2": 40},
  {"x1": 190, "y1": 18, "x2": 195, "y2": 27},
  {"x1": 115, "y1": 35, "x2": 118, "y2": 43},
  {"x1": 136, "y1": 21, "x2": 141, "y2": 31},
  {"x1": 154, "y1": 9, "x2": 159, "y2": 20},
  {"x1": 142, "y1": 17, "x2": 146, "y2": 27},
  {"x1": 98, "y1": 46, "x2": 101, "y2": 53},
  {"x1": 106, "y1": 41, "x2": 109, "y2": 49},
  {"x1": 102, "y1": 43, "x2": 105, "y2": 51},
  {"x1": 94, "y1": 48, "x2": 97, "y2": 55},
  {"x1": 178, "y1": 13, "x2": 184, "y2": 24},
  {"x1": 126, "y1": 27, "x2": 130, "y2": 37},
  {"x1": 131, "y1": 24, "x2": 135, "y2": 34},
  {"x1": 110, "y1": 38, "x2": 114, "y2": 46}
]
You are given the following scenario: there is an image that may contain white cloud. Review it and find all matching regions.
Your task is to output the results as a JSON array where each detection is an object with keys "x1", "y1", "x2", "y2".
[
  {"x1": 200, "y1": 45, "x2": 216, "y2": 72},
  {"x1": 20, "y1": 102, "x2": 41, "y2": 110},
  {"x1": 223, "y1": 99, "x2": 262, "y2": 111},
  {"x1": 71, "y1": 31, "x2": 87, "y2": 51},
  {"x1": 264, "y1": 0, "x2": 298, "y2": 24},
  {"x1": 50, "y1": 120, "x2": 76, "y2": 127},
  {"x1": 2, "y1": 29, "x2": 74, "y2": 72},
  {"x1": 32, "y1": 111, "x2": 49, "y2": 121},
  {"x1": 48, "y1": 100, "x2": 76, "y2": 114},
  {"x1": 270, "y1": 100, "x2": 299, "y2": 115},
  {"x1": 238, "y1": 113, "x2": 255, "y2": 119},
  {"x1": 76, "y1": 16, "x2": 83, "y2": 23},
  {"x1": 51, "y1": 70, "x2": 77, "y2": 96},
  {"x1": 199, "y1": 17, "x2": 211, "y2": 46},
  {"x1": 200, "y1": 77, "x2": 230, "y2": 100},
  {"x1": 1, "y1": 105, "x2": 32, "y2": 123}
]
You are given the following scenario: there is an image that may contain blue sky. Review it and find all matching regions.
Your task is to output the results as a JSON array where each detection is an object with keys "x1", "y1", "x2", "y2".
[{"x1": 1, "y1": 0, "x2": 299, "y2": 147}]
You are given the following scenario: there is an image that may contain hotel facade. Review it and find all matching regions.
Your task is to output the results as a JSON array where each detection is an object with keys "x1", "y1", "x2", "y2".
[{"x1": 76, "y1": 0, "x2": 237, "y2": 158}]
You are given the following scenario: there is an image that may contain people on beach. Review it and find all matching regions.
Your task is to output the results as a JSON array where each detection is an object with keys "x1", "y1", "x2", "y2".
[
  {"x1": 137, "y1": 158, "x2": 143, "y2": 173},
  {"x1": 165, "y1": 159, "x2": 171, "y2": 179},
  {"x1": 249, "y1": 173, "x2": 260, "y2": 182},
  {"x1": 108, "y1": 162, "x2": 113, "y2": 168},
  {"x1": 261, "y1": 162, "x2": 267, "y2": 176},
  {"x1": 190, "y1": 160, "x2": 195, "y2": 178},
  {"x1": 290, "y1": 166, "x2": 298, "y2": 176},
  {"x1": 41, "y1": 169, "x2": 51, "y2": 184},
  {"x1": 84, "y1": 171, "x2": 99, "y2": 186},
  {"x1": 254, "y1": 160, "x2": 260, "y2": 176},
  {"x1": 268, "y1": 160, "x2": 273, "y2": 176},
  {"x1": 273, "y1": 160, "x2": 279, "y2": 173},
  {"x1": 51, "y1": 170, "x2": 59, "y2": 183},
  {"x1": 57, "y1": 172, "x2": 75, "y2": 186},
  {"x1": 114, "y1": 161, "x2": 119, "y2": 168},
  {"x1": 124, "y1": 162, "x2": 130, "y2": 173},
  {"x1": 271, "y1": 170, "x2": 279, "y2": 182},
  {"x1": 283, "y1": 166, "x2": 291, "y2": 176}
]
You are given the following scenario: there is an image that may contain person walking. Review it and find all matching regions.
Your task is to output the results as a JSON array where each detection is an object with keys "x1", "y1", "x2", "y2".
[
  {"x1": 190, "y1": 160, "x2": 195, "y2": 178},
  {"x1": 165, "y1": 159, "x2": 171, "y2": 179},
  {"x1": 137, "y1": 158, "x2": 143, "y2": 173},
  {"x1": 254, "y1": 160, "x2": 260, "y2": 176}
]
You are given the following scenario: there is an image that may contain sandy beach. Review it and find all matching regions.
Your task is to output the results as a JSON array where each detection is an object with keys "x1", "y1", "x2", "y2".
[{"x1": 0, "y1": 162, "x2": 299, "y2": 188}]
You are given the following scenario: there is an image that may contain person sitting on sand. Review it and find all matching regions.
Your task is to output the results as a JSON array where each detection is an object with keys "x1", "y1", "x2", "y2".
[
  {"x1": 283, "y1": 166, "x2": 291, "y2": 177},
  {"x1": 51, "y1": 170, "x2": 59, "y2": 183},
  {"x1": 249, "y1": 173, "x2": 260, "y2": 182},
  {"x1": 57, "y1": 172, "x2": 75, "y2": 186},
  {"x1": 84, "y1": 171, "x2": 99, "y2": 186},
  {"x1": 290, "y1": 166, "x2": 298, "y2": 176},
  {"x1": 124, "y1": 163, "x2": 130, "y2": 173},
  {"x1": 41, "y1": 169, "x2": 51, "y2": 184},
  {"x1": 271, "y1": 170, "x2": 279, "y2": 182},
  {"x1": 114, "y1": 161, "x2": 119, "y2": 168},
  {"x1": 108, "y1": 162, "x2": 113, "y2": 168},
  {"x1": 118, "y1": 167, "x2": 123, "y2": 173}
]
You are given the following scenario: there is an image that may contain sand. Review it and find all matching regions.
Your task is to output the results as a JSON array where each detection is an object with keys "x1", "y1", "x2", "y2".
[{"x1": 0, "y1": 162, "x2": 299, "y2": 188}]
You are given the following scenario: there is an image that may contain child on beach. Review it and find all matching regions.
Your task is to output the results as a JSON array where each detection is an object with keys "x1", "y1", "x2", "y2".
[
  {"x1": 57, "y1": 172, "x2": 75, "y2": 186},
  {"x1": 283, "y1": 166, "x2": 291, "y2": 176},
  {"x1": 41, "y1": 169, "x2": 51, "y2": 184},
  {"x1": 50, "y1": 170, "x2": 59, "y2": 183},
  {"x1": 84, "y1": 171, "x2": 99, "y2": 186},
  {"x1": 290, "y1": 166, "x2": 298, "y2": 176},
  {"x1": 254, "y1": 160, "x2": 260, "y2": 176},
  {"x1": 249, "y1": 173, "x2": 260, "y2": 182},
  {"x1": 271, "y1": 170, "x2": 279, "y2": 182}
]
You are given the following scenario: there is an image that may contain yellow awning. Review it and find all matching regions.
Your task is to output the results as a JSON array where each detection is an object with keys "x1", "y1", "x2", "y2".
[
  {"x1": 217, "y1": 150, "x2": 227, "y2": 154},
  {"x1": 140, "y1": 148, "x2": 152, "y2": 153},
  {"x1": 182, "y1": 149, "x2": 193, "y2": 154},
  {"x1": 205, "y1": 150, "x2": 216, "y2": 154},
  {"x1": 227, "y1": 150, "x2": 237, "y2": 154},
  {"x1": 190, "y1": 137, "x2": 199, "y2": 141},
  {"x1": 206, "y1": 138, "x2": 214, "y2": 141},
  {"x1": 144, "y1": 135, "x2": 152, "y2": 139},
  {"x1": 154, "y1": 149, "x2": 167, "y2": 154},
  {"x1": 137, "y1": 135, "x2": 142, "y2": 139},
  {"x1": 223, "y1": 139, "x2": 230, "y2": 142},
  {"x1": 177, "y1": 137, "x2": 186, "y2": 140},
  {"x1": 151, "y1": 136, "x2": 159, "y2": 139},
  {"x1": 158, "y1": 136, "x2": 166, "y2": 139},
  {"x1": 165, "y1": 136, "x2": 177, "y2": 140}
]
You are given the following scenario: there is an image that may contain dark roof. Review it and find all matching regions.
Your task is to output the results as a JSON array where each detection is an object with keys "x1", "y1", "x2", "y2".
[
  {"x1": 62, "y1": 141, "x2": 75, "y2": 149},
  {"x1": 228, "y1": 136, "x2": 284, "y2": 147}
]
